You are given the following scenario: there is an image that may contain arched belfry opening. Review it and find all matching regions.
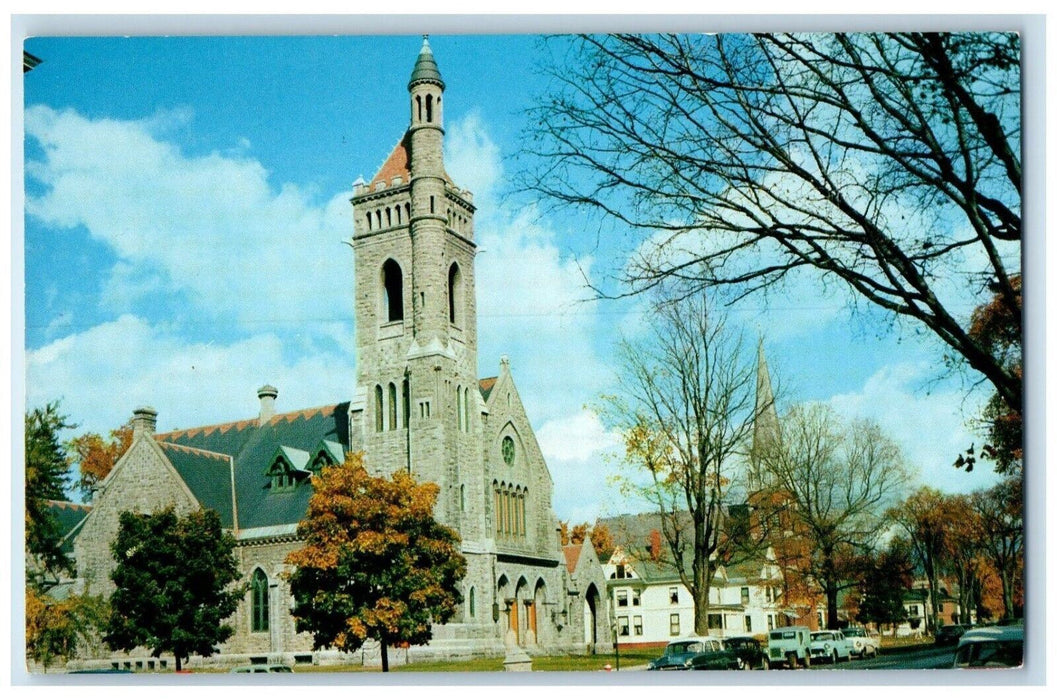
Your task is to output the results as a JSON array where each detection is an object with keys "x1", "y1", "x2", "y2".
[
  {"x1": 448, "y1": 261, "x2": 462, "y2": 326},
  {"x1": 381, "y1": 259, "x2": 404, "y2": 322}
]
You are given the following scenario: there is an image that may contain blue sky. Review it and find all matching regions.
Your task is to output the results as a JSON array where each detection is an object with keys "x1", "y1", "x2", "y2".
[{"x1": 21, "y1": 33, "x2": 1007, "y2": 520}]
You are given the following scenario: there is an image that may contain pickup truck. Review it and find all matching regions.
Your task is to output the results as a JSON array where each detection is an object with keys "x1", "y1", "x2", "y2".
[{"x1": 842, "y1": 626, "x2": 880, "y2": 658}]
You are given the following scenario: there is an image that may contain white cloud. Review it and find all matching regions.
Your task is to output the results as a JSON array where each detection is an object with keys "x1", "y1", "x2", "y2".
[
  {"x1": 25, "y1": 105, "x2": 354, "y2": 329},
  {"x1": 444, "y1": 113, "x2": 614, "y2": 424},
  {"x1": 536, "y1": 409, "x2": 627, "y2": 522},
  {"x1": 827, "y1": 362, "x2": 998, "y2": 495},
  {"x1": 26, "y1": 314, "x2": 355, "y2": 438}
]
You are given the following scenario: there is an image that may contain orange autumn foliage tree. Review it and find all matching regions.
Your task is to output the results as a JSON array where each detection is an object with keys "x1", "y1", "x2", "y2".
[
  {"x1": 286, "y1": 453, "x2": 466, "y2": 672},
  {"x1": 68, "y1": 424, "x2": 133, "y2": 500}
]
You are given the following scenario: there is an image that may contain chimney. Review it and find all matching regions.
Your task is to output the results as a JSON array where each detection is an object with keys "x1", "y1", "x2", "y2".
[
  {"x1": 258, "y1": 385, "x2": 278, "y2": 425},
  {"x1": 649, "y1": 529, "x2": 662, "y2": 562},
  {"x1": 131, "y1": 406, "x2": 158, "y2": 439}
]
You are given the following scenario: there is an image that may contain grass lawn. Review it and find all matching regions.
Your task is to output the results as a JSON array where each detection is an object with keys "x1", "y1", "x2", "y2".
[{"x1": 291, "y1": 645, "x2": 666, "y2": 673}]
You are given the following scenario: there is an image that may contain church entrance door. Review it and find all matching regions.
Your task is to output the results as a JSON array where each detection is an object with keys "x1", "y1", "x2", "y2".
[{"x1": 509, "y1": 599, "x2": 519, "y2": 645}]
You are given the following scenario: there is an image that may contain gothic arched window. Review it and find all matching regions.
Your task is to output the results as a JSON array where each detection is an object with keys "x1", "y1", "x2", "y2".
[
  {"x1": 388, "y1": 382, "x2": 398, "y2": 431},
  {"x1": 375, "y1": 385, "x2": 384, "y2": 432},
  {"x1": 251, "y1": 568, "x2": 269, "y2": 632},
  {"x1": 382, "y1": 259, "x2": 404, "y2": 322},
  {"x1": 469, "y1": 586, "x2": 476, "y2": 619},
  {"x1": 448, "y1": 262, "x2": 462, "y2": 326},
  {"x1": 426, "y1": 94, "x2": 433, "y2": 122}
]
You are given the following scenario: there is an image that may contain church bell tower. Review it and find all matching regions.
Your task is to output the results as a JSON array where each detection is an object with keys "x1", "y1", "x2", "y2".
[{"x1": 349, "y1": 37, "x2": 479, "y2": 528}]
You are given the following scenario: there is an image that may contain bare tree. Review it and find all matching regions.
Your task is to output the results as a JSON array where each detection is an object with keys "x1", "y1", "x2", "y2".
[
  {"x1": 757, "y1": 404, "x2": 909, "y2": 628},
  {"x1": 970, "y1": 475, "x2": 1023, "y2": 620},
  {"x1": 603, "y1": 291, "x2": 768, "y2": 635},
  {"x1": 524, "y1": 33, "x2": 1021, "y2": 410}
]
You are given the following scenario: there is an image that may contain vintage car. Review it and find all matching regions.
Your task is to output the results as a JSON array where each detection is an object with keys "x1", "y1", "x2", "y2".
[
  {"x1": 767, "y1": 626, "x2": 812, "y2": 669},
  {"x1": 647, "y1": 637, "x2": 740, "y2": 671},
  {"x1": 722, "y1": 636, "x2": 770, "y2": 669},
  {"x1": 935, "y1": 624, "x2": 971, "y2": 646},
  {"x1": 953, "y1": 624, "x2": 1024, "y2": 669},
  {"x1": 842, "y1": 626, "x2": 880, "y2": 658},
  {"x1": 809, "y1": 630, "x2": 853, "y2": 664}
]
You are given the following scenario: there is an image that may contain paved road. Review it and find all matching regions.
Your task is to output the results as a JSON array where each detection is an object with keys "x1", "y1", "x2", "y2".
[{"x1": 812, "y1": 646, "x2": 955, "y2": 671}]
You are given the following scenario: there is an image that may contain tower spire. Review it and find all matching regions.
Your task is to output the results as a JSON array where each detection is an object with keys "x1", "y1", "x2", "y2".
[{"x1": 750, "y1": 338, "x2": 780, "y2": 490}]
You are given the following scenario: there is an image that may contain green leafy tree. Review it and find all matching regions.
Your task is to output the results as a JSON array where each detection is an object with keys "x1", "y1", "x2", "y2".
[
  {"x1": 287, "y1": 453, "x2": 467, "y2": 672},
  {"x1": 104, "y1": 507, "x2": 242, "y2": 671},
  {"x1": 25, "y1": 402, "x2": 74, "y2": 588},
  {"x1": 855, "y1": 539, "x2": 914, "y2": 631}
]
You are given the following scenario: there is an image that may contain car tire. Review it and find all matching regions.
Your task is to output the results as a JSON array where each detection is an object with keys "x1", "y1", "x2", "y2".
[
  {"x1": 803, "y1": 653, "x2": 811, "y2": 669},
  {"x1": 831, "y1": 650, "x2": 837, "y2": 665},
  {"x1": 760, "y1": 657, "x2": 770, "y2": 671},
  {"x1": 737, "y1": 658, "x2": 746, "y2": 670}
]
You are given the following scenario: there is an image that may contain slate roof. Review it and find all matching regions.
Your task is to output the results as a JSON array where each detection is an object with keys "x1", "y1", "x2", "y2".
[
  {"x1": 47, "y1": 500, "x2": 91, "y2": 554},
  {"x1": 479, "y1": 376, "x2": 498, "y2": 401},
  {"x1": 369, "y1": 131, "x2": 454, "y2": 191},
  {"x1": 156, "y1": 403, "x2": 350, "y2": 533}
]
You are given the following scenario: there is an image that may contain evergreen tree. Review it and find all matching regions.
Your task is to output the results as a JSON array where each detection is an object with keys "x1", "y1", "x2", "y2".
[
  {"x1": 25, "y1": 402, "x2": 74, "y2": 588},
  {"x1": 104, "y1": 507, "x2": 242, "y2": 671},
  {"x1": 287, "y1": 453, "x2": 467, "y2": 672},
  {"x1": 856, "y1": 540, "x2": 914, "y2": 631}
]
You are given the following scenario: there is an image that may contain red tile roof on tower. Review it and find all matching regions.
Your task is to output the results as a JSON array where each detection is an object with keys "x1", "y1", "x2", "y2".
[
  {"x1": 370, "y1": 132, "x2": 411, "y2": 188},
  {"x1": 368, "y1": 131, "x2": 455, "y2": 190}
]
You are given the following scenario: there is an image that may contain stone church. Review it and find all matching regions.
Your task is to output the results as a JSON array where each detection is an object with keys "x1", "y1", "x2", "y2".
[{"x1": 68, "y1": 38, "x2": 611, "y2": 668}]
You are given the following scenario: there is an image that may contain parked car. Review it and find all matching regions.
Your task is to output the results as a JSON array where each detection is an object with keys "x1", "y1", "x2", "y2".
[
  {"x1": 647, "y1": 637, "x2": 739, "y2": 671},
  {"x1": 809, "y1": 630, "x2": 852, "y2": 664},
  {"x1": 953, "y1": 625, "x2": 1024, "y2": 669},
  {"x1": 723, "y1": 636, "x2": 770, "y2": 670},
  {"x1": 935, "y1": 624, "x2": 971, "y2": 646},
  {"x1": 842, "y1": 626, "x2": 880, "y2": 658},
  {"x1": 767, "y1": 626, "x2": 812, "y2": 669},
  {"x1": 229, "y1": 664, "x2": 294, "y2": 673}
]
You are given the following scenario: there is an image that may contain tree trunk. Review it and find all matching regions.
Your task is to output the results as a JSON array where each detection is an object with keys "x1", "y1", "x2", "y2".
[
  {"x1": 928, "y1": 571, "x2": 941, "y2": 634},
  {"x1": 380, "y1": 638, "x2": 389, "y2": 673},
  {"x1": 692, "y1": 555, "x2": 711, "y2": 635},
  {"x1": 175, "y1": 655, "x2": 182, "y2": 672},
  {"x1": 826, "y1": 584, "x2": 839, "y2": 630},
  {"x1": 1000, "y1": 569, "x2": 1014, "y2": 621}
]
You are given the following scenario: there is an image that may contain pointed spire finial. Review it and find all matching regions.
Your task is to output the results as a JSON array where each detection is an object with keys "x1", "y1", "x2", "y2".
[{"x1": 409, "y1": 34, "x2": 443, "y2": 89}]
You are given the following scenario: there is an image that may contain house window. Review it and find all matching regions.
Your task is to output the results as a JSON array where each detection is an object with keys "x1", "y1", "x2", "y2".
[
  {"x1": 669, "y1": 587, "x2": 679, "y2": 605},
  {"x1": 745, "y1": 615, "x2": 752, "y2": 632},
  {"x1": 251, "y1": 569, "x2": 269, "y2": 632},
  {"x1": 765, "y1": 586, "x2": 773, "y2": 602},
  {"x1": 633, "y1": 616, "x2": 643, "y2": 636},
  {"x1": 618, "y1": 616, "x2": 629, "y2": 637},
  {"x1": 909, "y1": 605, "x2": 920, "y2": 616},
  {"x1": 708, "y1": 613, "x2": 724, "y2": 630},
  {"x1": 817, "y1": 611, "x2": 824, "y2": 628},
  {"x1": 632, "y1": 590, "x2": 641, "y2": 606},
  {"x1": 670, "y1": 614, "x2": 680, "y2": 636},
  {"x1": 615, "y1": 564, "x2": 626, "y2": 579},
  {"x1": 419, "y1": 400, "x2": 431, "y2": 419},
  {"x1": 767, "y1": 614, "x2": 775, "y2": 631},
  {"x1": 617, "y1": 590, "x2": 628, "y2": 607},
  {"x1": 741, "y1": 587, "x2": 750, "y2": 605}
]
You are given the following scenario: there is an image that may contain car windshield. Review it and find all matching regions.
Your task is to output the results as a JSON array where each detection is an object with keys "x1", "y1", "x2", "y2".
[
  {"x1": 770, "y1": 631, "x2": 797, "y2": 640},
  {"x1": 667, "y1": 642, "x2": 702, "y2": 654},
  {"x1": 954, "y1": 640, "x2": 1023, "y2": 668},
  {"x1": 844, "y1": 628, "x2": 864, "y2": 637},
  {"x1": 727, "y1": 639, "x2": 753, "y2": 649},
  {"x1": 812, "y1": 632, "x2": 834, "y2": 641}
]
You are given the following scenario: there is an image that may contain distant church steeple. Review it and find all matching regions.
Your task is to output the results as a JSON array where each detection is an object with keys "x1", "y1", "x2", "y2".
[{"x1": 749, "y1": 339, "x2": 780, "y2": 491}]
